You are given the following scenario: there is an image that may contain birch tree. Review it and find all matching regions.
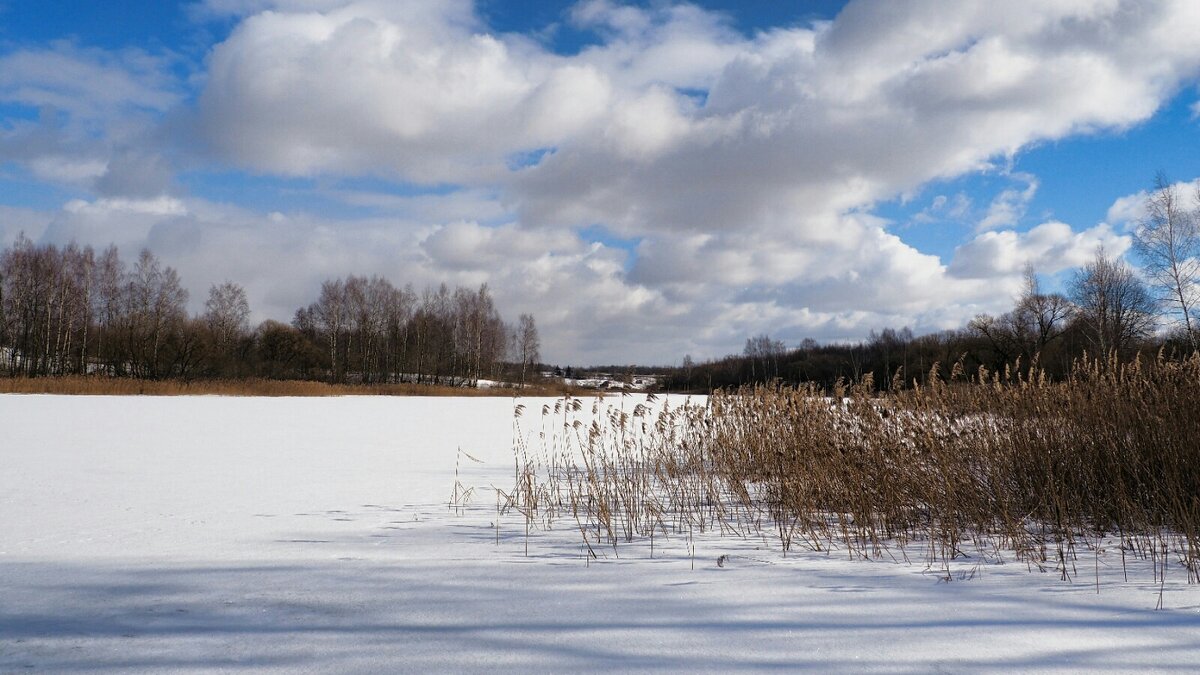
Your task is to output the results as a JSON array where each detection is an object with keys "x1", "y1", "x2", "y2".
[
  {"x1": 515, "y1": 313, "x2": 540, "y2": 388},
  {"x1": 1134, "y1": 175, "x2": 1200, "y2": 348}
]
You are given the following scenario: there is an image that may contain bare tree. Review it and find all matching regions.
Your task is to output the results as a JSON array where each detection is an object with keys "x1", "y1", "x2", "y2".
[
  {"x1": 94, "y1": 245, "x2": 125, "y2": 375},
  {"x1": 0, "y1": 237, "x2": 97, "y2": 375},
  {"x1": 360, "y1": 276, "x2": 392, "y2": 382},
  {"x1": 971, "y1": 264, "x2": 1072, "y2": 367},
  {"x1": 1133, "y1": 174, "x2": 1200, "y2": 349},
  {"x1": 1012, "y1": 264, "x2": 1073, "y2": 353},
  {"x1": 412, "y1": 284, "x2": 454, "y2": 384},
  {"x1": 203, "y1": 281, "x2": 251, "y2": 376},
  {"x1": 451, "y1": 284, "x2": 505, "y2": 386},
  {"x1": 744, "y1": 334, "x2": 786, "y2": 381},
  {"x1": 204, "y1": 281, "x2": 251, "y2": 348},
  {"x1": 0, "y1": 237, "x2": 537, "y2": 387},
  {"x1": 868, "y1": 326, "x2": 913, "y2": 381},
  {"x1": 0, "y1": 255, "x2": 7, "y2": 369},
  {"x1": 0, "y1": 234, "x2": 43, "y2": 374},
  {"x1": 1070, "y1": 247, "x2": 1156, "y2": 356},
  {"x1": 342, "y1": 275, "x2": 369, "y2": 381},
  {"x1": 680, "y1": 354, "x2": 696, "y2": 390},
  {"x1": 515, "y1": 313, "x2": 540, "y2": 388},
  {"x1": 381, "y1": 283, "x2": 415, "y2": 383},
  {"x1": 478, "y1": 288, "x2": 509, "y2": 383},
  {"x1": 311, "y1": 279, "x2": 347, "y2": 382},
  {"x1": 256, "y1": 319, "x2": 324, "y2": 379},
  {"x1": 64, "y1": 244, "x2": 96, "y2": 374},
  {"x1": 126, "y1": 249, "x2": 188, "y2": 378}
]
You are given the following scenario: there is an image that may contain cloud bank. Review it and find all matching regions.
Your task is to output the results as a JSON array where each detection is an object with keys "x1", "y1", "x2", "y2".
[{"x1": 7, "y1": 0, "x2": 1200, "y2": 363}]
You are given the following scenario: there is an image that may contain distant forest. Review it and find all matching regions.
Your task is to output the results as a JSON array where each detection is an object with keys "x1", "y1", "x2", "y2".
[
  {"x1": 661, "y1": 256, "x2": 1194, "y2": 392},
  {"x1": 0, "y1": 235, "x2": 541, "y2": 387}
]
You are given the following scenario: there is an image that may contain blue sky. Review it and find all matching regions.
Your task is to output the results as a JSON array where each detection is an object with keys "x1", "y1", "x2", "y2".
[
  {"x1": 2, "y1": 1, "x2": 1199, "y2": 364},
  {"x1": 0, "y1": 1, "x2": 842, "y2": 42}
]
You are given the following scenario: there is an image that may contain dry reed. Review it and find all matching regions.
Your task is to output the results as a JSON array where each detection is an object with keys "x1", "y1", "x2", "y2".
[{"x1": 507, "y1": 353, "x2": 1200, "y2": 594}]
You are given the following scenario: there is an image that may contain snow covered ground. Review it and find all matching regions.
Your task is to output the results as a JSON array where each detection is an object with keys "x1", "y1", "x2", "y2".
[{"x1": 2, "y1": 394, "x2": 1198, "y2": 673}]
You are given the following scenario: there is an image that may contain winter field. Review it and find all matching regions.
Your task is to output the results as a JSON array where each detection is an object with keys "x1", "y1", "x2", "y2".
[{"x1": 2, "y1": 394, "x2": 1199, "y2": 673}]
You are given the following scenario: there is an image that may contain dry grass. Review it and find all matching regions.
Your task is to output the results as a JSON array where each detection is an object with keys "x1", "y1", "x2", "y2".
[
  {"x1": 506, "y1": 353, "x2": 1200, "y2": 596},
  {"x1": 0, "y1": 375, "x2": 582, "y2": 398}
]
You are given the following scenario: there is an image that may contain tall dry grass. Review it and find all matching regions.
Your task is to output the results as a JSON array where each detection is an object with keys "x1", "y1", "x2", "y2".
[{"x1": 507, "y1": 353, "x2": 1200, "y2": 595}]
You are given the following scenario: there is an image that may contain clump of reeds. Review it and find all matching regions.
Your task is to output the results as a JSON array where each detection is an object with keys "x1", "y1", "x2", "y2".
[{"x1": 507, "y1": 352, "x2": 1200, "y2": 597}]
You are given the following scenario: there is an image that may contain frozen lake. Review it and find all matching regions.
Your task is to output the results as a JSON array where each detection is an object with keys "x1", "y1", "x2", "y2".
[{"x1": 2, "y1": 394, "x2": 1198, "y2": 672}]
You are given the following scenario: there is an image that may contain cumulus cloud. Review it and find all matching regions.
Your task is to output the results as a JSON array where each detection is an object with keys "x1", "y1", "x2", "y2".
[
  {"x1": 12, "y1": 0, "x2": 1200, "y2": 363},
  {"x1": 1105, "y1": 177, "x2": 1200, "y2": 230},
  {"x1": 948, "y1": 221, "x2": 1129, "y2": 279},
  {"x1": 196, "y1": 0, "x2": 592, "y2": 181},
  {"x1": 193, "y1": 0, "x2": 762, "y2": 183},
  {"x1": 518, "y1": 1, "x2": 1200, "y2": 236},
  {"x1": 513, "y1": 0, "x2": 1200, "y2": 357}
]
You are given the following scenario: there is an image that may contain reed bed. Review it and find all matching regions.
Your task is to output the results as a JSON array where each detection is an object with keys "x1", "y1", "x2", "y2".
[
  {"x1": 0, "y1": 375, "x2": 578, "y2": 397},
  {"x1": 506, "y1": 353, "x2": 1200, "y2": 595}
]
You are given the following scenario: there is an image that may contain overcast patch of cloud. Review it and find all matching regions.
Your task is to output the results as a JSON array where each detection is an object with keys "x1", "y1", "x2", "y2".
[
  {"x1": 0, "y1": 42, "x2": 182, "y2": 197},
  {"x1": 0, "y1": 205, "x2": 54, "y2": 245},
  {"x1": 0, "y1": 42, "x2": 181, "y2": 120}
]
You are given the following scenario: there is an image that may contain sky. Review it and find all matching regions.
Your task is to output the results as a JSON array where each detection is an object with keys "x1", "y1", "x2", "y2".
[{"x1": 3, "y1": 0, "x2": 1200, "y2": 365}]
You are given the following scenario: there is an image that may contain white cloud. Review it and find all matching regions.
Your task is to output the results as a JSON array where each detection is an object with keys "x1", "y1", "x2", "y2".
[
  {"x1": 977, "y1": 173, "x2": 1039, "y2": 232},
  {"x1": 0, "y1": 42, "x2": 181, "y2": 120},
  {"x1": 420, "y1": 220, "x2": 580, "y2": 271},
  {"x1": 568, "y1": 1, "x2": 745, "y2": 91},
  {"x1": 910, "y1": 192, "x2": 973, "y2": 225},
  {"x1": 27, "y1": 156, "x2": 110, "y2": 184},
  {"x1": 518, "y1": 0, "x2": 1200, "y2": 239},
  {"x1": 0, "y1": 42, "x2": 182, "y2": 195},
  {"x1": 1105, "y1": 177, "x2": 1200, "y2": 230},
  {"x1": 949, "y1": 221, "x2": 1129, "y2": 279},
  {"x1": 63, "y1": 195, "x2": 188, "y2": 217},
  {"x1": 193, "y1": 0, "x2": 758, "y2": 182},
  {"x1": 13, "y1": 1, "x2": 1200, "y2": 363},
  {"x1": 196, "y1": 1, "x2": 592, "y2": 181}
]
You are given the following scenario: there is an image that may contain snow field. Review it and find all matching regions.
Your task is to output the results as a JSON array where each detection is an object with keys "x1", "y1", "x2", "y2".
[{"x1": 1, "y1": 394, "x2": 1198, "y2": 673}]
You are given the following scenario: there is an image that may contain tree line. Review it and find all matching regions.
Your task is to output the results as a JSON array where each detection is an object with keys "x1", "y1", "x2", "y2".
[
  {"x1": 666, "y1": 175, "x2": 1200, "y2": 391},
  {"x1": 0, "y1": 235, "x2": 541, "y2": 386}
]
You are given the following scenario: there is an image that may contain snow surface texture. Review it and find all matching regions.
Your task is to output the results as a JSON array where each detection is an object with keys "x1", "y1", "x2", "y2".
[{"x1": 2, "y1": 394, "x2": 1198, "y2": 673}]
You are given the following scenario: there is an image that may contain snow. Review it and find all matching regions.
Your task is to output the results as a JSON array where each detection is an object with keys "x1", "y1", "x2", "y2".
[
  {"x1": 564, "y1": 376, "x2": 657, "y2": 391},
  {"x1": 2, "y1": 394, "x2": 1198, "y2": 672}
]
